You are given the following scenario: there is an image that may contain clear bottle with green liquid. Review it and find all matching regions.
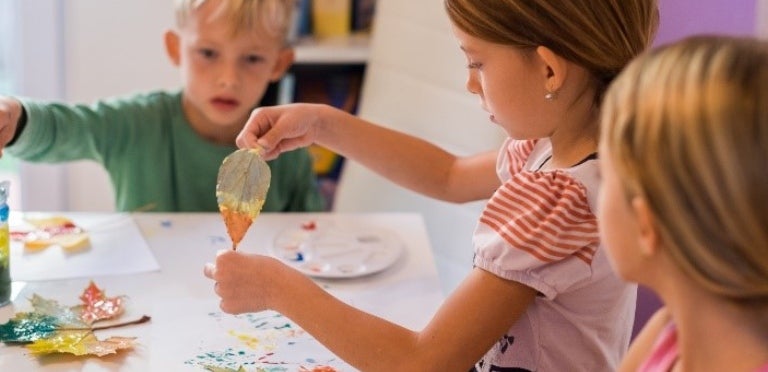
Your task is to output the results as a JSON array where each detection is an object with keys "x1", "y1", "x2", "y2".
[{"x1": 0, "y1": 180, "x2": 10, "y2": 306}]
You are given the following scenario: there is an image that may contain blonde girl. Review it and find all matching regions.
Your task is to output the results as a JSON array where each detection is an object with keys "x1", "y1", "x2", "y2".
[{"x1": 599, "y1": 35, "x2": 768, "y2": 372}]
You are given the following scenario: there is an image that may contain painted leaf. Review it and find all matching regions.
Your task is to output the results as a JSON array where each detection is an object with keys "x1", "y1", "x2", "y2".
[
  {"x1": 0, "y1": 313, "x2": 59, "y2": 343},
  {"x1": 0, "y1": 293, "x2": 86, "y2": 343},
  {"x1": 30, "y1": 294, "x2": 87, "y2": 327},
  {"x1": 26, "y1": 330, "x2": 137, "y2": 356},
  {"x1": 217, "y1": 148, "x2": 271, "y2": 250},
  {"x1": 0, "y1": 281, "x2": 147, "y2": 357},
  {"x1": 77, "y1": 281, "x2": 125, "y2": 324}
]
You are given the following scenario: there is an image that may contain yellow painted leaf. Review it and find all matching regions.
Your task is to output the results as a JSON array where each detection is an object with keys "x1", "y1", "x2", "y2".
[
  {"x1": 217, "y1": 148, "x2": 270, "y2": 250},
  {"x1": 26, "y1": 330, "x2": 136, "y2": 356}
]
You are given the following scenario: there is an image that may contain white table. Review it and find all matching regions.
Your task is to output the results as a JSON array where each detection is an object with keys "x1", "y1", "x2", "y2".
[{"x1": 0, "y1": 212, "x2": 444, "y2": 371}]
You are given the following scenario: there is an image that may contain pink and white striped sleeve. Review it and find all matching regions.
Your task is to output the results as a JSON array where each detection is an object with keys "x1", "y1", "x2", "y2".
[{"x1": 473, "y1": 170, "x2": 599, "y2": 298}]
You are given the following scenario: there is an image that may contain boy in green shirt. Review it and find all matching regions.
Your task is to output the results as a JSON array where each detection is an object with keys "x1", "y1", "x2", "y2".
[{"x1": 0, "y1": 0, "x2": 324, "y2": 212}]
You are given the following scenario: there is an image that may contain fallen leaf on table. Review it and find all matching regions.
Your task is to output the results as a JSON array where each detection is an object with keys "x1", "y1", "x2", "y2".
[
  {"x1": 10, "y1": 215, "x2": 90, "y2": 252},
  {"x1": 0, "y1": 313, "x2": 60, "y2": 342},
  {"x1": 0, "y1": 280, "x2": 149, "y2": 356},
  {"x1": 76, "y1": 280, "x2": 125, "y2": 324},
  {"x1": 26, "y1": 331, "x2": 136, "y2": 357}
]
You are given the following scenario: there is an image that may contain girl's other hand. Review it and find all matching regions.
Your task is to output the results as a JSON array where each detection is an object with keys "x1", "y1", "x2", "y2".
[{"x1": 204, "y1": 249, "x2": 285, "y2": 314}]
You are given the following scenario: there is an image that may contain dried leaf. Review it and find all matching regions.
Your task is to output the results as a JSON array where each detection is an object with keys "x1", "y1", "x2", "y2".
[
  {"x1": 0, "y1": 281, "x2": 147, "y2": 357},
  {"x1": 217, "y1": 148, "x2": 271, "y2": 250},
  {"x1": 30, "y1": 294, "x2": 87, "y2": 327},
  {"x1": 11, "y1": 215, "x2": 90, "y2": 251},
  {"x1": 77, "y1": 281, "x2": 125, "y2": 324},
  {"x1": 0, "y1": 313, "x2": 59, "y2": 343},
  {"x1": 27, "y1": 330, "x2": 137, "y2": 356}
]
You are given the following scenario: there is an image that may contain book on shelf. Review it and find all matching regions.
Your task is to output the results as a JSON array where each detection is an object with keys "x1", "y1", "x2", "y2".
[{"x1": 291, "y1": 0, "x2": 377, "y2": 40}]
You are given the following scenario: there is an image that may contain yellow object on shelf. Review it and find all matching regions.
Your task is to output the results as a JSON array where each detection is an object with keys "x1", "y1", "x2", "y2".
[{"x1": 312, "y1": 0, "x2": 351, "y2": 39}]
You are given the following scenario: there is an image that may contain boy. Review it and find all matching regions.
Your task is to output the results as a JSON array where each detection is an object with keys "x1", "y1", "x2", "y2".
[{"x1": 0, "y1": 0, "x2": 324, "y2": 212}]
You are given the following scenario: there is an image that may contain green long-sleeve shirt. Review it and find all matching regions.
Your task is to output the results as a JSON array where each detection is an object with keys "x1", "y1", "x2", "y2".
[{"x1": 8, "y1": 90, "x2": 325, "y2": 212}]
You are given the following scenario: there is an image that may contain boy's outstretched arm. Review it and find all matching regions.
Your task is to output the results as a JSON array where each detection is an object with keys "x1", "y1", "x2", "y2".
[
  {"x1": 237, "y1": 103, "x2": 500, "y2": 203},
  {"x1": 0, "y1": 96, "x2": 23, "y2": 156}
]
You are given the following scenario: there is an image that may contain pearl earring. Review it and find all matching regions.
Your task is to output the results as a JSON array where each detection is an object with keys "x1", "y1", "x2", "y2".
[{"x1": 545, "y1": 91, "x2": 558, "y2": 100}]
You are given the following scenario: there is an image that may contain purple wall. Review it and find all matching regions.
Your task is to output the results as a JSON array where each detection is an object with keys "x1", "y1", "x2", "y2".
[
  {"x1": 632, "y1": 0, "x2": 758, "y2": 339},
  {"x1": 656, "y1": 0, "x2": 757, "y2": 45}
]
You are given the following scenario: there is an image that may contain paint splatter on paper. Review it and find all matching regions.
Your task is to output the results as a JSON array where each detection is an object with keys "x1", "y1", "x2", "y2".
[
  {"x1": 149, "y1": 298, "x2": 349, "y2": 371},
  {"x1": 184, "y1": 311, "x2": 346, "y2": 371}
]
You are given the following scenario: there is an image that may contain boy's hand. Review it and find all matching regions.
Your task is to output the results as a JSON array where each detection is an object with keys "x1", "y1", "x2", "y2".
[
  {"x1": 236, "y1": 103, "x2": 326, "y2": 161},
  {"x1": 0, "y1": 96, "x2": 23, "y2": 157}
]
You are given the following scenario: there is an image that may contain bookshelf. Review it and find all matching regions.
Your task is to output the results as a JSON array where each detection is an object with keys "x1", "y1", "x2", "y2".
[
  {"x1": 276, "y1": 32, "x2": 370, "y2": 210},
  {"x1": 277, "y1": 32, "x2": 369, "y2": 104},
  {"x1": 274, "y1": 0, "x2": 375, "y2": 210}
]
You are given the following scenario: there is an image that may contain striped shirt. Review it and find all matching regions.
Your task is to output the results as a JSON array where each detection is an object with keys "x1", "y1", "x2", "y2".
[{"x1": 472, "y1": 138, "x2": 636, "y2": 372}]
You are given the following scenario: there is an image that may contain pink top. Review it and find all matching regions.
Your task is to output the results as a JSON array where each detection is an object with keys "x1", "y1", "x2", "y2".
[
  {"x1": 640, "y1": 322, "x2": 768, "y2": 372},
  {"x1": 471, "y1": 138, "x2": 636, "y2": 371},
  {"x1": 638, "y1": 322, "x2": 678, "y2": 372}
]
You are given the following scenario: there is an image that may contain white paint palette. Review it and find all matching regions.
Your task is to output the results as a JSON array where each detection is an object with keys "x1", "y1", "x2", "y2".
[{"x1": 272, "y1": 219, "x2": 404, "y2": 278}]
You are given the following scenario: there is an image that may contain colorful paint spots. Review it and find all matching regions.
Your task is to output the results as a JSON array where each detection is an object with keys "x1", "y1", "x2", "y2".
[
  {"x1": 188, "y1": 348, "x2": 259, "y2": 370},
  {"x1": 185, "y1": 311, "x2": 348, "y2": 371}
]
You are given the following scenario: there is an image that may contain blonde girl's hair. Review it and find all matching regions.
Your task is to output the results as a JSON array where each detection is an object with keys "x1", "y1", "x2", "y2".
[
  {"x1": 600, "y1": 35, "x2": 768, "y2": 304},
  {"x1": 443, "y1": 0, "x2": 659, "y2": 106},
  {"x1": 174, "y1": 0, "x2": 294, "y2": 41}
]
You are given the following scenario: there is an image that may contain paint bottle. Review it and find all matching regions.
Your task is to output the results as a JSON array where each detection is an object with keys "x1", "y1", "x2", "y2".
[{"x1": 0, "y1": 180, "x2": 10, "y2": 307}]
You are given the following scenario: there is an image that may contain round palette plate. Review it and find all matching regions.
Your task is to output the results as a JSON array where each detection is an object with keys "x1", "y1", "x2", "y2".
[{"x1": 272, "y1": 220, "x2": 405, "y2": 278}]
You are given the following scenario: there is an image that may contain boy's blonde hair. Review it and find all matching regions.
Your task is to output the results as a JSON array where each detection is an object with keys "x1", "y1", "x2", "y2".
[
  {"x1": 600, "y1": 36, "x2": 768, "y2": 305},
  {"x1": 443, "y1": 0, "x2": 659, "y2": 106},
  {"x1": 174, "y1": 0, "x2": 294, "y2": 41}
]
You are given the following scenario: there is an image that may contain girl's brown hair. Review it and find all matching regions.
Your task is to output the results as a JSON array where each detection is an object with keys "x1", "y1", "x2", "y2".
[{"x1": 444, "y1": 0, "x2": 659, "y2": 105}]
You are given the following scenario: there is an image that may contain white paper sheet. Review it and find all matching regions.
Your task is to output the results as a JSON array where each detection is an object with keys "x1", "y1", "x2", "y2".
[
  {"x1": 9, "y1": 212, "x2": 160, "y2": 281},
  {"x1": 149, "y1": 298, "x2": 353, "y2": 372}
]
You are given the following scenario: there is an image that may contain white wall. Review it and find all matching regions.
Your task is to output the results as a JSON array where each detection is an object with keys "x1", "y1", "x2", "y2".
[
  {"x1": 17, "y1": 0, "x2": 178, "y2": 211},
  {"x1": 63, "y1": 0, "x2": 178, "y2": 211},
  {"x1": 333, "y1": 0, "x2": 503, "y2": 294},
  {"x1": 14, "y1": 0, "x2": 68, "y2": 211}
]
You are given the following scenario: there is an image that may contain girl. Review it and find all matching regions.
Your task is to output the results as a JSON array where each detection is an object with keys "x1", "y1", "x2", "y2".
[
  {"x1": 206, "y1": 0, "x2": 658, "y2": 370},
  {"x1": 599, "y1": 36, "x2": 768, "y2": 372}
]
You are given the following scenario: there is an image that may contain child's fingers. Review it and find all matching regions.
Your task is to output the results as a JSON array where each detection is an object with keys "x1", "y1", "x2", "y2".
[{"x1": 203, "y1": 262, "x2": 216, "y2": 279}]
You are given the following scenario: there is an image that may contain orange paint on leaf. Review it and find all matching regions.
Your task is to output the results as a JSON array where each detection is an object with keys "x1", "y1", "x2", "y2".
[{"x1": 220, "y1": 206, "x2": 253, "y2": 250}]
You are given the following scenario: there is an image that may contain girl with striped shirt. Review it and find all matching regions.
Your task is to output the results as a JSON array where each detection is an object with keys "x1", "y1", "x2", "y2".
[{"x1": 206, "y1": 0, "x2": 658, "y2": 370}]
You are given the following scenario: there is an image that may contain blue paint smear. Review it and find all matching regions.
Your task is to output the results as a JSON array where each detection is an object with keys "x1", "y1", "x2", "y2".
[
  {"x1": 210, "y1": 236, "x2": 227, "y2": 244},
  {"x1": 186, "y1": 347, "x2": 259, "y2": 370}
]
